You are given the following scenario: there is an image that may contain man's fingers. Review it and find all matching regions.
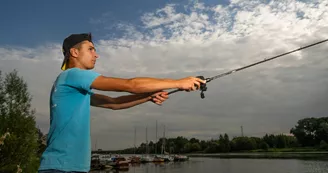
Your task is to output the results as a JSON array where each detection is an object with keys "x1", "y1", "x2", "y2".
[
  {"x1": 159, "y1": 93, "x2": 169, "y2": 99},
  {"x1": 151, "y1": 92, "x2": 169, "y2": 105},
  {"x1": 155, "y1": 95, "x2": 166, "y2": 102},
  {"x1": 196, "y1": 78, "x2": 206, "y2": 84},
  {"x1": 194, "y1": 81, "x2": 201, "y2": 90}
]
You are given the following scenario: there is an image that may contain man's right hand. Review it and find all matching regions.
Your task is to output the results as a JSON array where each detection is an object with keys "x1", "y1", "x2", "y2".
[{"x1": 177, "y1": 77, "x2": 206, "y2": 92}]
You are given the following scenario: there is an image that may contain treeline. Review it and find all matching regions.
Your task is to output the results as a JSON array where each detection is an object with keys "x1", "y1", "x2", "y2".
[{"x1": 103, "y1": 117, "x2": 328, "y2": 154}]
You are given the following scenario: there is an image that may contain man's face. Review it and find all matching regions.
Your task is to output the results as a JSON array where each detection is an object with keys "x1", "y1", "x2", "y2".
[{"x1": 75, "y1": 41, "x2": 99, "y2": 70}]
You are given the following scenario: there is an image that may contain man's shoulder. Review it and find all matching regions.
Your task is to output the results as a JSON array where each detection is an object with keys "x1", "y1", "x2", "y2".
[
  {"x1": 56, "y1": 68, "x2": 99, "y2": 79},
  {"x1": 54, "y1": 68, "x2": 101, "y2": 91},
  {"x1": 65, "y1": 68, "x2": 100, "y2": 75}
]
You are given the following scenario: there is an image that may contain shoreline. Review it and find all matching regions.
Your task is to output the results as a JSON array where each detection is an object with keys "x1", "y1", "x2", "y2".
[{"x1": 187, "y1": 152, "x2": 328, "y2": 160}]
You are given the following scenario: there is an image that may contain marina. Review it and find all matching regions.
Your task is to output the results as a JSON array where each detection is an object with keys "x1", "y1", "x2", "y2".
[{"x1": 90, "y1": 153, "x2": 189, "y2": 171}]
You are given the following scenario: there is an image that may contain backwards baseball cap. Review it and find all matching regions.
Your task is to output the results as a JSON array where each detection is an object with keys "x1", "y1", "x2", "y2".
[{"x1": 61, "y1": 33, "x2": 93, "y2": 70}]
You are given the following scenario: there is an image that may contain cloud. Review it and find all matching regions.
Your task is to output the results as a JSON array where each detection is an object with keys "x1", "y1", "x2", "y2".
[{"x1": 1, "y1": 0, "x2": 328, "y2": 150}]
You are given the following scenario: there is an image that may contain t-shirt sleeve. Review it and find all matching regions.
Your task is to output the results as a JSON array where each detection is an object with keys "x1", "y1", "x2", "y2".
[{"x1": 66, "y1": 68, "x2": 101, "y2": 93}]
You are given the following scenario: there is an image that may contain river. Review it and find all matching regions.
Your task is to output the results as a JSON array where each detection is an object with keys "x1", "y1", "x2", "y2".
[{"x1": 89, "y1": 157, "x2": 328, "y2": 173}]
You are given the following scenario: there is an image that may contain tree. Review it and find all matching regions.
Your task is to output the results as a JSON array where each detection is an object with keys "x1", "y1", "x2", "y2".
[
  {"x1": 190, "y1": 143, "x2": 201, "y2": 152},
  {"x1": 231, "y1": 137, "x2": 257, "y2": 151},
  {"x1": 276, "y1": 134, "x2": 287, "y2": 148},
  {"x1": 263, "y1": 134, "x2": 276, "y2": 148},
  {"x1": 204, "y1": 140, "x2": 219, "y2": 153},
  {"x1": 0, "y1": 70, "x2": 39, "y2": 173},
  {"x1": 200, "y1": 140, "x2": 207, "y2": 151},
  {"x1": 189, "y1": 137, "x2": 199, "y2": 144},
  {"x1": 174, "y1": 136, "x2": 189, "y2": 153},
  {"x1": 36, "y1": 128, "x2": 47, "y2": 157},
  {"x1": 319, "y1": 140, "x2": 328, "y2": 150},
  {"x1": 290, "y1": 117, "x2": 328, "y2": 147},
  {"x1": 217, "y1": 134, "x2": 230, "y2": 152},
  {"x1": 183, "y1": 142, "x2": 192, "y2": 153},
  {"x1": 259, "y1": 141, "x2": 269, "y2": 151},
  {"x1": 316, "y1": 118, "x2": 328, "y2": 144}
]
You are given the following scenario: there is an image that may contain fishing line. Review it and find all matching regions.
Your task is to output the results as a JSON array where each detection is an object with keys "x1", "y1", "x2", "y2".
[{"x1": 168, "y1": 38, "x2": 328, "y2": 99}]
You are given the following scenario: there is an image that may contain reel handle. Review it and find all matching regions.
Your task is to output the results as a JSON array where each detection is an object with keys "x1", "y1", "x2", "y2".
[
  {"x1": 167, "y1": 75, "x2": 208, "y2": 99},
  {"x1": 196, "y1": 76, "x2": 207, "y2": 99}
]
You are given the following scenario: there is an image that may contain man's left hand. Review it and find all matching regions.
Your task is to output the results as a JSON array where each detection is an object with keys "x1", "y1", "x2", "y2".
[{"x1": 150, "y1": 91, "x2": 169, "y2": 105}]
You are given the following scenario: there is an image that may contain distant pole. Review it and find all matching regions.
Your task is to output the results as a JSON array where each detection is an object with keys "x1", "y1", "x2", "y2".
[
  {"x1": 241, "y1": 126, "x2": 244, "y2": 137},
  {"x1": 134, "y1": 127, "x2": 136, "y2": 155},
  {"x1": 146, "y1": 126, "x2": 148, "y2": 154},
  {"x1": 95, "y1": 139, "x2": 97, "y2": 150},
  {"x1": 163, "y1": 125, "x2": 166, "y2": 154}
]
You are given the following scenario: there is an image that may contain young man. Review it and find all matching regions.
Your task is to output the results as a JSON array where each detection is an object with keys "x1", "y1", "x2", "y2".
[{"x1": 38, "y1": 33, "x2": 206, "y2": 173}]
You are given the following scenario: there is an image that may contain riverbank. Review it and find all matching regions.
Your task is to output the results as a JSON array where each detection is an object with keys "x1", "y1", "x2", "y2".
[{"x1": 187, "y1": 151, "x2": 328, "y2": 160}]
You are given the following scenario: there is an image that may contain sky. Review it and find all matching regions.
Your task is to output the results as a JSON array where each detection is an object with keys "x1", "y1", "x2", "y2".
[{"x1": 1, "y1": 0, "x2": 328, "y2": 150}]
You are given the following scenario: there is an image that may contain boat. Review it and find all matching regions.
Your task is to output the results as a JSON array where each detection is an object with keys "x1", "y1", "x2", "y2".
[
  {"x1": 173, "y1": 154, "x2": 189, "y2": 162},
  {"x1": 110, "y1": 155, "x2": 130, "y2": 171},
  {"x1": 152, "y1": 155, "x2": 165, "y2": 162},
  {"x1": 129, "y1": 155, "x2": 141, "y2": 164},
  {"x1": 159, "y1": 154, "x2": 174, "y2": 162},
  {"x1": 90, "y1": 154, "x2": 112, "y2": 170},
  {"x1": 140, "y1": 155, "x2": 153, "y2": 163}
]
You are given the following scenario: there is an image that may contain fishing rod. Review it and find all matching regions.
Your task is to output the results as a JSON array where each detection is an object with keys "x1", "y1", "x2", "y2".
[{"x1": 168, "y1": 38, "x2": 328, "y2": 99}]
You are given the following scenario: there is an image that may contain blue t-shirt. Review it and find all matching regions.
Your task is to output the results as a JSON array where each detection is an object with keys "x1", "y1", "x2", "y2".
[{"x1": 39, "y1": 68, "x2": 101, "y2": 172}]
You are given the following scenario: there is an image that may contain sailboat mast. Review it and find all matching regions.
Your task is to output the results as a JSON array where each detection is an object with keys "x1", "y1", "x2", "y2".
[
  {"x1": 162, "y1": 125, "x2": 166, "y2": 154},
  {"x1": 155, "y1": 120, "x2": 158, "y2": 155},
  {"x1": 146, "y1": 126, "x2": 149, "y2": 154},
  {"x1": 134, "y1": 127, "x2": 136, "y2": 155}
]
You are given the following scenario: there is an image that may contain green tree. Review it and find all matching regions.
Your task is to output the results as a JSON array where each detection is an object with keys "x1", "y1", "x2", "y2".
[
  {"x1": 0, "y1": 70, "x2": 39, "y2": 173},
  {"x1": 290, "y1": 117, "x2": 328, "y2": 147},
  {"x1": 250, "y1": 137, "x2": 261, "y2": 149},
  {"x1": 174, "y1": 136, "x2": 189, "y2": 153},
  {"x1": 217, "y1": 134, "x2": 230, "y2": 152},
  {"x1": 200, "y1": 140, "x2": 207, "y2": 151},
  {"x1": 204, "y1": 140, "x2": 219, "y2": 153},
  {"x1": 36, "y1": 128, "x2": 47, "y2": 157},
  {"x1": 190, "y1": 143, "x2": 201, "y2": 152},
  {"x1": 319, "y1": 140, "x2": 328, "y2": 150},
  {"x1": 285, "y1": 135, "x2": 299, "y2": 148},
  {"x1": 316, "y1": 119, "x2": 328, "y2": 144},
  {"x1": 231, "y1": 137, "x2": 256, "y2": 151},
  {"x1": 189, "y1": 137, "x2": 199, "y2": 144},
  {"x1": 259, "y1": 141, "x2": 269, "y2": 151},
  {"x1": 276, "y1": 134, "x2": 287, "y2": 148},
  {"x1": 183, "y1": 142, "x2": 192, "y2": 153},
  {"x1": 263, "y1": 134, "x2": 276, "y2": 148}
]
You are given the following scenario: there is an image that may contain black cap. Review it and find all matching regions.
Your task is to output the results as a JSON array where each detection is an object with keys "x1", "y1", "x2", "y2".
[{"x1": 61, "y1": 33, "x2": 93, "y2": 70}]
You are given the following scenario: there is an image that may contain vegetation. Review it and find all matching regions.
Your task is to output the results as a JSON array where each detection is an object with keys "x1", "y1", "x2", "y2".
[{"x1": 0, "y1": 70, "x2": 45, "y2": 173}]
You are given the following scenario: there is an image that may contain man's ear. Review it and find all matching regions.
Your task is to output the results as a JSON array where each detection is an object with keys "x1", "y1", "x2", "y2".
[{"x1": 69, "y1": 48, "x2": 79, "y2": 57}]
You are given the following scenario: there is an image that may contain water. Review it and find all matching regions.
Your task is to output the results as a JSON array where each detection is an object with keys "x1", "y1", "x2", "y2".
[{"x1": 90, "y1": 157, "x2": 328, "y2": 173}]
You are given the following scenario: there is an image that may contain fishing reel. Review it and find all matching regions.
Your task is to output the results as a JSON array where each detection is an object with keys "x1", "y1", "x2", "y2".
[
  {"x1": 167, "y1": 75, "x2": 210, "y2": 99},
  {"x1": 196, "y1": 76, "x2": 208, "y2": 99}
]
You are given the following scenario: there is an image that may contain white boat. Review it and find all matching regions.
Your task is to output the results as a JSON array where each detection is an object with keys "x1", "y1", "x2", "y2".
[{"x1": 140, "y1": 155, "x2": 153, "y2": 163}]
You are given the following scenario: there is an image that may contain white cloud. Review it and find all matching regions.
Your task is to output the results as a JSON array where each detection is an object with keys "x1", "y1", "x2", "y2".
[{"x1": 1, "y1": 0, "x2": 328, "y2": 150}]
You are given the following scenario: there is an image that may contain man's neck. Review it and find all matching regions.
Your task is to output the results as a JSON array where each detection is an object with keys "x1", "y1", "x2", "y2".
[{"x1": 67, "y1": 61, "x2": 86, "y2": 70}]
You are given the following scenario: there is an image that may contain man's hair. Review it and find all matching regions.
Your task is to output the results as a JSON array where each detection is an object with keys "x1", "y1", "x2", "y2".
[{"x1": 64, "y1": 41, "x2": 84, "y2": 58}]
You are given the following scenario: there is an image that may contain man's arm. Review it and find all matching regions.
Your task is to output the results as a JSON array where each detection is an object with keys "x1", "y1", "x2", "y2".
[
  {"x1": 90, "y1": 92, "x2": 166, "y2": 110},
  {"x1": 91, "y1": 76, "x2": 205, "y2": 94}
]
